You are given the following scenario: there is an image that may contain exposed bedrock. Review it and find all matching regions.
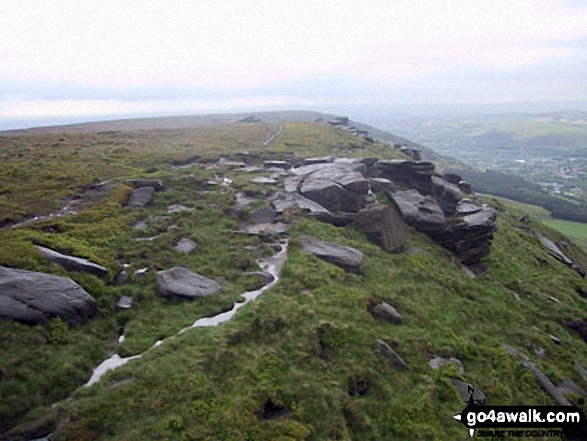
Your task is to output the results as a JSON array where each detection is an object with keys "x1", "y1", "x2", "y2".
[{"x1": 280, "y1": 156, "x2": 497, "y2": 266}]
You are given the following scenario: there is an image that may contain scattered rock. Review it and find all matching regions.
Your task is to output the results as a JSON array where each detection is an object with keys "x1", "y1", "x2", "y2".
[
  {"x1": 36, "y1": 246, "x2": 108, "y2": 277},
  {"x1": 251, "y1": 177, "x2": 278, "y2": 185},
  {"x1": 249, "y1": 206, "x2": 276, "y2": 224},
  {"x1": 376, "y1": 339, "x2": 408, "y2": 370},
  {"x1": 243, "y1": 222, "x2": 288, "y2": 238},
  {"x1": 502, "y1": 343, "x2": 570, "y2": 405},
  {"x1": 369, "y1": 301, "x2": 403, "y2": 324},
  {"x1": 133, "y1": 220, "x2": 148, "y2": 231},
  {"x1": 167, "y1": 204, "x2": 194, "y2": 213},
  {"x1": 429, "y1": 357, "x2": 465, "y2": 374},
  {"x1": 298, "y1": 235, "x2": 364, "y2": 274},
  {"x1": 128, "y1": 186, "x2": 154, "y2": 208},
  {"x1": 450, "y1": 378, "x2": 487, "y2": 405},
  {"x1": 157, "y1": 267, "x2": 222, "y2": 300},
  {"x1": 134, "y1": 267, "x2": 148, "y2": 277},
  {"x1": 0, "y1": 266, "x2": 97, "y2": 325},
  {"x1": 175, "y1": 238, "x2": 197, "y2": 254},
  {"x1": 263, "y1": 160, "x2": 292, "y2": 170},
  {"x1": 115, "y1": 270, "x2": 127, "y2": 285},
  {"x1": 115, "y1": 296, "x2": 133, "y2": 309}
]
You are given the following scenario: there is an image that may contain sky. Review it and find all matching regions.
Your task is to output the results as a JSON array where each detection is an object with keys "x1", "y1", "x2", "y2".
[{"x1": 1, "y1": 0, "x2": 586, "y2": 129}]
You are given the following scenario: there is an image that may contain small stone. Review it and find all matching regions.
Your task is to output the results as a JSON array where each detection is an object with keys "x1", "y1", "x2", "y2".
[
  {"x1": 175, "y1": 238, "x2": 197, "y2": 254},
  {"x1": 115, "y1": 296, "x2": 133, "y2": 309}
]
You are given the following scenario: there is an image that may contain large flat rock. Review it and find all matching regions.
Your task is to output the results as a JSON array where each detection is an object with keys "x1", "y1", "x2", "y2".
[
  {"x1": 37, "y1": 246, "x2": 108, "y2": 277},
  {"x1": 157, "y1": 267, "x2": 222, "y2": 300},
  {"x1": 298, "y1": 235, "x2": 364, "y2": 274},
  {"x1": 0, "y1": 266, "x2": 97, "y2": 325}
]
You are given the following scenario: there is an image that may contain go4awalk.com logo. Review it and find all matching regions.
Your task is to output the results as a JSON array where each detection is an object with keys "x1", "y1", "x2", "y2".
[{"x1": 453, "y1": 387, "x2": 586, "y2": 438}]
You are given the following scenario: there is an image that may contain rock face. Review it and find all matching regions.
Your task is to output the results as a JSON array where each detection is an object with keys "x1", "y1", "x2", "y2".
[
  {"x1": 128, "y1": 186, "x2": 154, "y2": 208},
  {"x1": 36, "y1": 246, "x2": 108, "y2": 277},
  {"x1": 353, "y1": 205, "x2": 408, "y2": 252},
  {"x1": 279, "y1": 156, "x2": 497, "y2": 266},
  {"x1": 157, "y1": 267, "x2": 222, "y2": 300},
  {"x1": 377, "y1": 160, "x2": 436, "y2": 194},
  {"x1": 432, "y1": 176, "x2": 462, "y2": 216},
  {"x1": 390, "y1": 190, "x2": 445, "y2": 232},
  {"x1": 0, "y1": 266, "x2": 97, "y2": 325},
  {"x1": 431, "y1": 205, "x2": 498, "y2": 265},
  {"x1": 298, "y1": 235, "x2": 364, "y2": 274}
]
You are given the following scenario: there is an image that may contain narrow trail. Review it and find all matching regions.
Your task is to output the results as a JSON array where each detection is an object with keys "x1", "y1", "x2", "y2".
[
  {"x1": 85, "y1": 241, "x2": 289, "y2": 387},
  {"x1": 263, "y1": 121, "x2": 284, "y2": 146}
]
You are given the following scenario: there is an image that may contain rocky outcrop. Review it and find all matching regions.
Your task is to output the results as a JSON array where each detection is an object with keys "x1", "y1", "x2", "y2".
[
  {"x1": 279, "y1": 156, "x2": 496, "y2": 266},
  {"x1": 390, "y1": 190, "x2": 445, "y2": 232},
  {"x1": 297, "y1": 163, "x2": 368, "y2": 213},
  {"x1": 353, "y1": 205, "x2": 408, "y2": 252},
  {"x1": 128, "y1": 186, "x2": 154, "y2": 208},
  {"x1": 377, "y1": 160, "x2": 436, "y2": 194},
  {"x1": 298, "y1": 235, "x2": 364, "y2": 274},
  {"x1": 0, "y1": 266, "x2": 97, "y2": 325},
  {"x1": 157, "y1": 267, "x2": 222, "y2": 300},
  {"x1": 36, "y1": 246, "x2": 108, "y2": 277},
  {"x1": 432, "y1": 176, "x2": 462, "y2": 215},
  {"x1": 431, "y1": 204, "x2": 498, "y2": 266}
]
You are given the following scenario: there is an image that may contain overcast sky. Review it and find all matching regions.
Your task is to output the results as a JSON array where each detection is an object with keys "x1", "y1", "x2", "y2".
[{"x1": 1, "y1": 0, "x2": 586, "y2": 128}]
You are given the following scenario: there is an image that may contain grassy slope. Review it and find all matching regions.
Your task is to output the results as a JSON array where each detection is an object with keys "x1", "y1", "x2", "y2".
[
  {"x1": 489, "y1": 195, "x2": 587, "y2": 252},
  {"x1": 1, "y1": 121, "x2": 587, "y2": 440}
]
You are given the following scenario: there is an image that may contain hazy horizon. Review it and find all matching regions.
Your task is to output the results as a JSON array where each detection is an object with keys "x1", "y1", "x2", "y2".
[{"x1": 1, "y1": 0, "x2": 586, "y2": 130}]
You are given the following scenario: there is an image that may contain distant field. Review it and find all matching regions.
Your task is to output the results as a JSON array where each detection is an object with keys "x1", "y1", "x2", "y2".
[{"x1": 489, "y1": 195, "x2": 587, "y2": 251}]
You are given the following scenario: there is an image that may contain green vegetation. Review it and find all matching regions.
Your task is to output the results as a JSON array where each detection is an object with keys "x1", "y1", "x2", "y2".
[
  {"x1": 1, "y1": 119, "x2": 587, "y2": 440},
  {"x1": 487, "y1": 195, "x2": 587, "y2": 252}
]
